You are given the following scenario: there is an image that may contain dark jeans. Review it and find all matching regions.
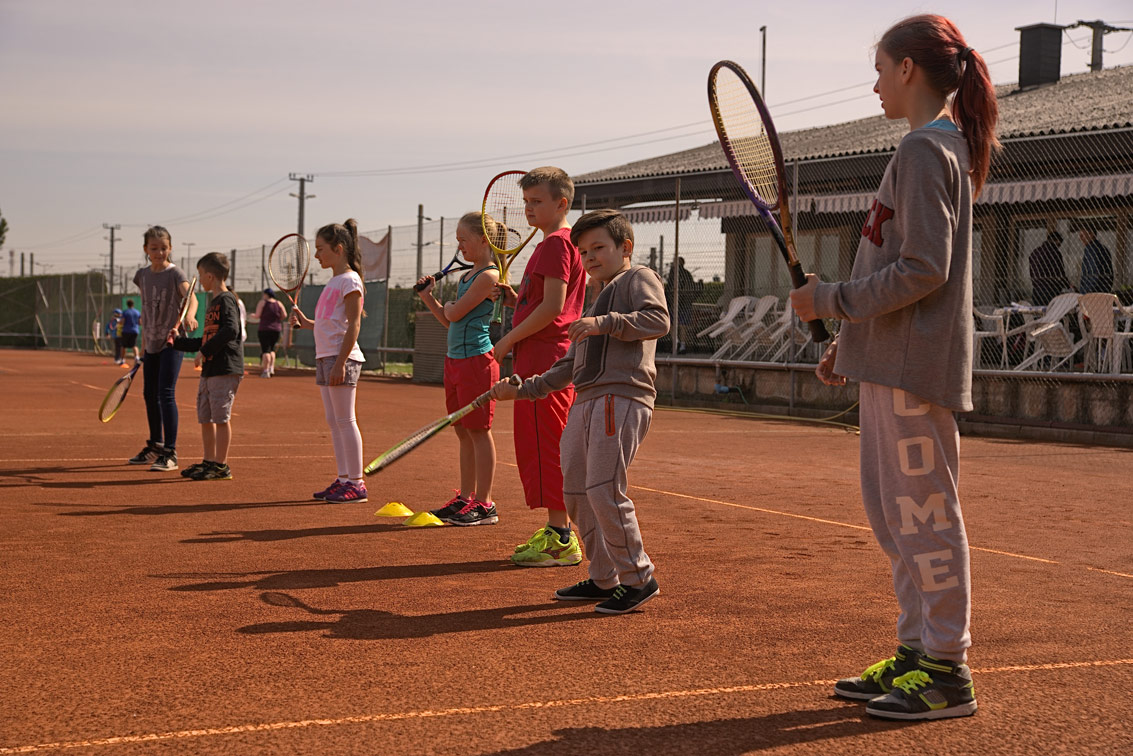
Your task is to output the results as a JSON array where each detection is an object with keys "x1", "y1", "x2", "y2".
[{"x1": 143, "y1": 347, "x2": 184, "y2": 450}]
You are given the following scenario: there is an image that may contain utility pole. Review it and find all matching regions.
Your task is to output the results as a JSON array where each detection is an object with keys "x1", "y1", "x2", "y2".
[
  {"x1": 1070, "y1": 19, "x2": 1133, "y2": 71},
  {"x1": 416, "y1": 204, "x2": 425, "y2": 280},
  {"x1": 289, "y1": 173, "x2": 315, "y2": 237},
  {"x1": 230, "y1": 249, "x2": 237, "y2": 291},
  {"x1": 760, "y1": 25, "x2": 767, "y2": 95},
  {"x1": 30, "y1": 253, "x2": 35, "y2": 276},
  {"x1": 20, "y1": 252, "x2": 25, "y2": 277},
  {"x1": 103, "y1": 223, "x2": 120, "y2": 295},
  {"x1": 182, "y1": 242, "x2": 195, "y2": 274},
  {"x1": 8, "y1": 250, "x2": 13, "y2": 277}
]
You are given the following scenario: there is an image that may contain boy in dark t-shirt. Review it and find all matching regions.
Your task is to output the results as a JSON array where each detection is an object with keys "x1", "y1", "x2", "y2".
[{"x1": 170, "y1": 252, "x2": 244, "y2": 481}]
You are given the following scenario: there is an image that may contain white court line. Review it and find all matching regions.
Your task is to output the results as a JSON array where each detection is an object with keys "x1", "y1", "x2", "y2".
[
  {"x1": 1, "y1": 456, "x2": 335, "y2": 463},
  {"x1": 1, "y1": 659, "x2": 1129, "y2": 754}
]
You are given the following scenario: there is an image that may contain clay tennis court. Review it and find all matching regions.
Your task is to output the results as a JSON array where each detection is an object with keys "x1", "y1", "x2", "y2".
[{"x1": 1, "y1": 350, "x2": 1130, "y2": 755}]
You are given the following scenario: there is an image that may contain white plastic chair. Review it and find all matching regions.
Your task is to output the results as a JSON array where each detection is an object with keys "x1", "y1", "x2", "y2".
[
  {"x1": 737, "y1": 303, "x2": 808, "y2": 362},
  {"x1": 713, "y1": 295, "x2": 778, "y2": 360},
  {"x1": 1078, "y1": 293, "x2": 1133, "y2": 374},
  {"x1": 696, "y1": 296, "x2": 755, "y2": 340},
  {"x1": 973, "y1": 307, "x2": 1007, "y2": 369},
  {"x1": 1016, "y1": 293, "x2": 1086, "y2": 371}
]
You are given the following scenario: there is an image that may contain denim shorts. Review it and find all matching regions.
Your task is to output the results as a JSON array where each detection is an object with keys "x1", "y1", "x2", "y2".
[{"x1": 315, "y1": 357, "x2": 363, "y2": 386}]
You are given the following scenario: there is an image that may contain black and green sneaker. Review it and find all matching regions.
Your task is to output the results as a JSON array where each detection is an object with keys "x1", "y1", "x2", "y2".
[
  {"x1": 866, "y1": 655, "x2": 977, "y2": 720},
  {"x1": 595, "y1": 577, "x2": 659, "y2": 614},
  {"x1": 191, "y1": 461, "x2": 233, "y2": 481},
  {"x1": 834, "y1": 645, "x2": 921, "y2": 700},
  {"x1": 181, "y1": 461, "x2": 209, "y2": 478}
]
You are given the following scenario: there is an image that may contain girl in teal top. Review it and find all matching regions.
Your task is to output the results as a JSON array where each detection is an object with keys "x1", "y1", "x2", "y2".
[{"x1": 415, "y1": 212, "x2": 502, "y2": 526}]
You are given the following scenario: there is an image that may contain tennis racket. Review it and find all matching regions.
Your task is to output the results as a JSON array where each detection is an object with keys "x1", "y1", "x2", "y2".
[
  {"x1": 708, "y1": 60, "x2": 830, "y2": 343},
  {"x1": 268, "y1": 233, "x2": 311, "y2": 323},
  {"x1": 364, "y1": 374, "x2": 521, "y2": 476},
  {"x1": 414, "y1": 251, "x2": 474, "y2": 292},
  {"x1": 98, "y1": 359, "x2": 142, "y2": 423},
  {"x1": 482, "y1": 171, "x2": 538, "y2": 324},
  {"x1": 165, "y1": 276, "x2": 198, "y2": 347}
]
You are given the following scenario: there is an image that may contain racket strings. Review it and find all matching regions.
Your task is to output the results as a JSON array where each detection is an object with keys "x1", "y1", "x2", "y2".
[
  {"x1": 269, "y1": 239, "x2": 309, "y2": 291},
  {"x1": 483, "y1": 181, "x2": 534, "y2": 255},
  {"x1": 714, "y1": 70, "x2": 780, "y2": 206}
]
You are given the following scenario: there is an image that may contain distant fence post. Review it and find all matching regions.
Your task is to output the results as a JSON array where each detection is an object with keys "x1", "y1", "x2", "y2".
[{"x1": 671, "y1": 177, "x2": 681, "y2": 402}]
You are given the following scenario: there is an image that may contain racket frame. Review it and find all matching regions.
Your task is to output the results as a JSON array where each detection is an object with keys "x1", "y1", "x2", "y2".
[
  {"x1": 363, "y1": 374, "x2": 521, "y2": 476},
  {"x1": 268, "y1": 233, "x2": 312, "y2": 322},
  {"x1": 98, "y1": 360, "x2": 141, "y2": 423},
  {"x1": 708, "y1": 60, "x2": 830, "y2": 343},
  {"x1": 482, "y1": 170, "x2": 538, "y2": 324},
  {"x1": 415, "y1": 252, "x2": 474, "y2": 292}
]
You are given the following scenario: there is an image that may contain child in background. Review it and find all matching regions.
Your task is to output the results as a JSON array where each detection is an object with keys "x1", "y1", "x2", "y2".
[
  {"x1": 107, "y1": 309, "x2": 123, "y2": 365},
  {"x1": 129, "y1": 226, "x2": 197, "y2": 472},
  {"x1": 121, "y1": 298, "x2": 141, "y2": 363},
  {"x1": 789, "y1": 14, "x2": 999, "y2": 720},
  {"x1": 494, "y1": 166, "x2": 586, "y2": 566},
  {"x1": 290, "y1": 219, "x2": 368, "y2": 504},
  {"x1": 492, "y1": 210, "x2": 668, "y2": 613},
  {"x1": 170, "y1": 252, "x2": 244, "y2": 481},
  {"x1": 416, "y1": 212, "x2": 501, "y2": 525}
]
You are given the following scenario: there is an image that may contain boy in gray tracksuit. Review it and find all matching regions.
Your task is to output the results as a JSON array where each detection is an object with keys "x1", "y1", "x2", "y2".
[{"x1": 491, "y1": 209, "x2": 669, "y2": 614}]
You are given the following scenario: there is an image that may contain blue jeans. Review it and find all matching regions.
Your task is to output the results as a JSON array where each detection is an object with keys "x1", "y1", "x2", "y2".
[{"x1": 142, "y1": 348, "x2": 184, "y2": 450}]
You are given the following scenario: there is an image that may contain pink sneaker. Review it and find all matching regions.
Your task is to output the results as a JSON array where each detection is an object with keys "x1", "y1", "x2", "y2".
[
  {"x1": 325, "y1": 480, "x2": 368, "y2": 503},
  {"x1": 313, "y1": 480, "x2": 345, "y2": 501}
]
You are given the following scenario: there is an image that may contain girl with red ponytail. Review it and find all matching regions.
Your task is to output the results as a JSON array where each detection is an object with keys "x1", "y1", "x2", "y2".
[{"x1": 790, "y1": 14, "x2": 998, "y2": 720}]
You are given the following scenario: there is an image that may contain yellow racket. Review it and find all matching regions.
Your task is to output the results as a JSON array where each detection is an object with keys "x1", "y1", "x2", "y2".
[{"x1": 482, "y1": 170, "x2": 537, "y2": 324}]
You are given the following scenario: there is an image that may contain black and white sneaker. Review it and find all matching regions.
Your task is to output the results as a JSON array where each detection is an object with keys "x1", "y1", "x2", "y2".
[
  {"x1": 866, "y1": 656, "x2": 978, "y2": 720},
  {"x1": 128, "y1": 443, "x2": 162, "y2": 465},
  {"x1": 595, "y1": 577, "x2": 659, "y2": 614},
  {"x1": 554, "y1": 579, "x2": 619, "y2": 602},
  {"x1": 430, "y1": 492, "x2": 470, "y2": 520},
  {"x1": 834, "y1": 645, "x2": 922, "y2": 700},
  {"x1": 447, "y1": 499, "x2": 499, "y2": 526},
  {"x1": 149, "y1": 450, "x2": 178, "y2": 472}
]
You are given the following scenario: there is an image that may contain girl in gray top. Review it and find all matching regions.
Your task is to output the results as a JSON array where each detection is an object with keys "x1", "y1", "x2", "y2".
[
  {"x1": 128, "y1": 226, "x2": 197, "y2": 472},
  {"x1": 790, "y1": 14, "x2": 999, "y2": 721}
]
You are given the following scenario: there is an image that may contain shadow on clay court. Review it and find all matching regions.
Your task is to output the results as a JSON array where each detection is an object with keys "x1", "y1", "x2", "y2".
[
  {"x1": 181, "y1": 523, "x2": 409, "y2": 543},
  {"x1": 55, "y1": 499, "x2": 333, "y2": 516},
  {"x1": 161, "y1": 559, "x2": 516, "y2": 592},
  {"x1": 476, "y1": 707, "x2": 913, "y2": 755},
  {"x1": 238, "y1": 591, "x2": 605, "y2": 639},
  {"x1": 0, "y1": 463, "x2": 141, "y2": 482}
]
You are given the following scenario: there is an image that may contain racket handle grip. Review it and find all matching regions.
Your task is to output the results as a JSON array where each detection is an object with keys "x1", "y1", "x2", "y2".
[
  {"x1": 414, "y1": 272, "x2": 443, "y2": 292},
  {"x1": 507, "y1": 374, "x2": 521, "y2": 386},
  {"x1": 787, "y1": 262, "x2": 831, "y2": 344}
]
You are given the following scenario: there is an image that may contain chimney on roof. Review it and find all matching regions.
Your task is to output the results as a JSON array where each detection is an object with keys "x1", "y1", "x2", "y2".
[{"x1": 1015, "y1": 22, "x2": 1063, "y2": 88}]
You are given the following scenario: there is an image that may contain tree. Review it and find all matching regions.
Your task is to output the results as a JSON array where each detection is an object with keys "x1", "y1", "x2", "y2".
[{"x1": 0, "y1": 206, "x2": 8, "y2": 250}]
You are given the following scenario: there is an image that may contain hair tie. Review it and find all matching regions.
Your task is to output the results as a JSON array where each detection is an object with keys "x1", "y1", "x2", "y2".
[{"x1": 960, "y1": 46, "x2": 973, "y2": 62}]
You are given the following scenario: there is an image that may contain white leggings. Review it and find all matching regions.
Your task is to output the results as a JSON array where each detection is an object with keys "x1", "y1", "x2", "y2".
[{"x1": 320, "y1": 385, "x2": 363, "y2": 480}]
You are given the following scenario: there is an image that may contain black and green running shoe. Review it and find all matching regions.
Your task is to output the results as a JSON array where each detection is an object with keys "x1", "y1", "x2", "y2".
[
  {"x1": 834, "y1": 645, "x2": 922, "y2": 700},
  {"x1": 866, "y1": 655, "x2": 977, "y2": 720}
]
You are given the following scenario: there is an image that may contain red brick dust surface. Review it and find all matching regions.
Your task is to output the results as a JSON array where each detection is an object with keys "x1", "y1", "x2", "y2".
[{"x1": 1, "y1": 350, "x2": 1130, "y2": 755}]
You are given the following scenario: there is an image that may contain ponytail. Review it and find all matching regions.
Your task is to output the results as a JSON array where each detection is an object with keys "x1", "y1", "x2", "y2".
[
  {"x1": 952, "y1": 47, "x2": 1000, "y2": 197},
  {"x1": 880, "y1": 14, "x2": 1001, "y2": 197}
]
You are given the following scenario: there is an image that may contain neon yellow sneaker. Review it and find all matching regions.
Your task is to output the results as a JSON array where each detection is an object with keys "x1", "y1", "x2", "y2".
[{"x1": 511, "y1": 526, "x2": 582, "y2": 567}]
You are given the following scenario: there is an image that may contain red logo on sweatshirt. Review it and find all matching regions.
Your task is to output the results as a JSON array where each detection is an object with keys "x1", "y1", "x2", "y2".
[{"x1": 861, "y1": 199, "x2": 894, "y2": 247}]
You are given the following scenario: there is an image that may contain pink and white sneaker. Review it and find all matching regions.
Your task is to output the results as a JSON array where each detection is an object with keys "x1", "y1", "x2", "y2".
[{"x1": 325, "y1": 480, "x2": 368, "y2": 503}]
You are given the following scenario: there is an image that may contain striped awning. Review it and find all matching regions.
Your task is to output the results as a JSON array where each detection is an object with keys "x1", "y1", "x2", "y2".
[
  {"x1": 695, "y1": 172, "x2": 1133, "y2": 220},
  {"x1": 619, "y1": 206, "x2": 694, "y2": 224}
]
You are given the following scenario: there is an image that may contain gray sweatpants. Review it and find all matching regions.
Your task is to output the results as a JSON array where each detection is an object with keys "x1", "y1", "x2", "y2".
[
  {"x1": 561, "y1": 395, "x2": 654, "y2": 590},
  {"x1": 859, "y1": 382, "x2": 972, "y2": 663}
]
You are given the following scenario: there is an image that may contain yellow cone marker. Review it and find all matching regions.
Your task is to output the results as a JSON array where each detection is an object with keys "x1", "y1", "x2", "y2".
[
  {"x1": 403, "y1": 511, "x2": 445, "y2": 527},
  {"x1": 375, "y1": 502, "x2": 413, "y2": 517}
]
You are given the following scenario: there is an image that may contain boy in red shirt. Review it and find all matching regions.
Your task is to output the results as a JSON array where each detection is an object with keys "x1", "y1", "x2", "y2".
[{"x1": 494, "y1": 166, "x2": 586, "y2": 566}]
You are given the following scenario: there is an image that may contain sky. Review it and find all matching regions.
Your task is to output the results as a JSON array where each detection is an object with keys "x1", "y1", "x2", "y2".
[{"x1": 2, "y1": 0, "x2": 1132, "y2": 284}]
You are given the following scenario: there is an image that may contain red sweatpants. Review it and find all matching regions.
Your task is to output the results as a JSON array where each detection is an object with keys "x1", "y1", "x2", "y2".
[{"x1": 513, "y1": 339, "x2": 575, "y2": 511}]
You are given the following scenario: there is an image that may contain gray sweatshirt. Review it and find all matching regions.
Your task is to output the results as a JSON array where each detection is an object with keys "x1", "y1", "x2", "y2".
[
  {"x1": 517, "y1": 265, "x2": 670, "y2": 409},
  {"x1": 813, "y1": 126, "x2": 974, "y2": 412}
]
